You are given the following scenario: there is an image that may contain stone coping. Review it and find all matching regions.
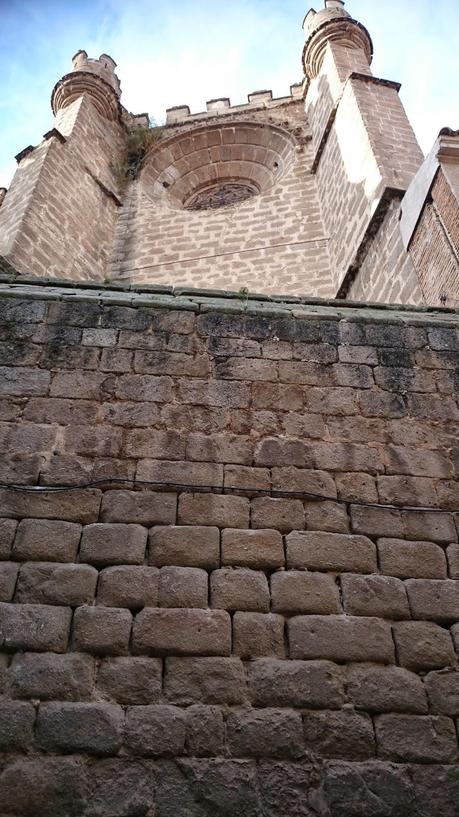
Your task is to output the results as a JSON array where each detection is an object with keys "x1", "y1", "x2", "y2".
[{"x1": 0, "y1": 276, "x2": 458, "y2": 327}]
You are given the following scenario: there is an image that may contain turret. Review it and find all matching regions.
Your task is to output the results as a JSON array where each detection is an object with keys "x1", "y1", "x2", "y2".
[
  {"x1": 303, "y1": 0, "x2": 373, "y2": 79},
  {"x1": 51, "y1": 51, "x2": 121, "y2": 121}
]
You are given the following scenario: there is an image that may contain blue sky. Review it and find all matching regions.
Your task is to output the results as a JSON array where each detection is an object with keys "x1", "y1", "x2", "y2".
[{"x1": 0, "y1": 0, "x2": 458, "y2": 188}]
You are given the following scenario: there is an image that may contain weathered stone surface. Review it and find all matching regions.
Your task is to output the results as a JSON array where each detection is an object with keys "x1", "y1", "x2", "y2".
[
  {"x1": 149, "y1": 525, "x2": 220, "y2": 568},
  {"x1": 0, "y1": 602, "x2": 71, "y2": 652},
  {"x1": 125, "y1": 704, "x2": 186, "y2": 757},
  {"x1": 0, "y1": 561, "x2": 19, "y2": 601},
  {"x1": 80, "y1": 523, "x2": 148, "y2": 566},
  {"x1": 0, "y1": 518, "x2": 17, "y2": 559},
  {"x1": 393, "y1": 621, "x2": 456, "y2": 671},
  {"x1": 101, "y1": 489, "x2": 177, "y2": 525},
  {"x1": 425, "y1": 670, "x2": 459, "y2": 716},
  {"x1": 37, "y1": 702, "x2": 123, "y2": 755},
  {"x1": 289, "y1": 615, "x2": 395, "y2": 663},
  {"x1": 97, "y1": 565, "x2": 159, "y2": 609},
  {"x1": 0, "y1": 489, "x2": 101, "y2": 523},
  {"x1": 13, "y1": 519, "x2": 82, "y2": 562},
  {"x1": 164, "y1": 656, "x2": 248, "y2": 705},
  {"x1": 233, "y1": 612, "x2": 285, "y2": 659},
  {"x1": 404, "y1": 579, "x2": 459, "y2": 622},
  {"x1": 0, "y1": 700, "x2": 35, "y2": 751},
  {"x1": 185, "y1": 704, "x2": 225, "y2": 757},
  {"x1": 210, "y1": 568, "x2": 270, "y2": 612},
  {"x1": 72, "y1": 606, "x2": 132, "y2": 656},
  {"x1": 345, "y1": 664, "x2": 428, "y2": 714},
  {"x1": 15, "y1": 562, "x2": 98, "y2": 606},
  {"x1": 84, "y1": 759, "x2": 156, "y2": 817},
  {"x1": 271, "y1": 571, "x2": 341, "y2": 615},
  {"x1": 178, "y1": 493, "x2": 249, "y2": 528},
  {"x1": 303, "y1": 710, "x2": 375, "y2": 760},
  {"x1": 447, "y1": 544, "x2": 459, "y2": 579},
  {"x1": 159, "y1": 566, "x2": 208, "y2": 608},
  {"x1": 227, "y1": 708, "x2": 305, "y2": 759},
  {"x1": 340, "y1": 574, "x2": 410, "y2": 619},
  {"x1": 96, "y1": 656, "x2": 162, "y2": 705},
  {"x1": 251, "y1": 497, "x2": 305, "y2": 532},
  {"x1": 286, "y1": 531, "x2": 377, "y2": 573},
  {"x1": 248, "y1": 658, "x2": 344, "y2": 709},
  {"x1": 221, "y1": 528, "x2": 284, "y2": 569},
  {"x1": 375, "y1": 714, "x2": 457, "y2": 763},
  {"x1": 0, "y1": 757, "x2": 88, "y2": 817},
  {"x1": 133, "y1": 608, "x2": 231, "y2": 656},
  {"x1": 377, "y1": 538, "x2": 447, "y2": 579},
  {"x1": 322, "y1": 760, "x2": 417, "y2": 817},
  {"x1": 8, "y1": 651, "x2": 95, "y2": 700}
]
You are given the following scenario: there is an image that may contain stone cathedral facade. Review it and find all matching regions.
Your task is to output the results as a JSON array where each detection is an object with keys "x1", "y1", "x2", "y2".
[
  {"x1": 0, "y1": 3, "x2": 458, "y2": 816},
  {"x1": 0, "y1": 0, "x2": 458, "y2": 305}
]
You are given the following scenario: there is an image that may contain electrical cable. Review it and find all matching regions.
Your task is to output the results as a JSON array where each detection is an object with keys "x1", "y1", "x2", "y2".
[{"x1": 0, "y1": 477, "x2": 457, "y2": 514}]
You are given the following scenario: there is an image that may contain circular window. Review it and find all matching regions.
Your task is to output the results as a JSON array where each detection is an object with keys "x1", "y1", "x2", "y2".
[
  {"x1": 184, "y1": 180, "x2": 259, "y2": 211},
  {"x1": 141, "y1": 121, "x2": 295, "y2": 211}
]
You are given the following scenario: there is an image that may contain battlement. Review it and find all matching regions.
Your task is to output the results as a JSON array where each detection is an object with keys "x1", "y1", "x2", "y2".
[{"x1": 165, "y1": 82, "x2": 305, "y2": 125}]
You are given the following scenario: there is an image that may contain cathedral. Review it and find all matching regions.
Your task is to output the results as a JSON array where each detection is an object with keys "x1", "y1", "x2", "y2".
[
  {"x1": 0, "y1": 3, "x2": 458, "y2": 816},
  {"x1": 1, "y1": 0, "x2": 458, "y2": 305}
]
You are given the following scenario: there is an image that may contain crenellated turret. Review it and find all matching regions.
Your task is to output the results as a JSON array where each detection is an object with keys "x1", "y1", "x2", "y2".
[
  {"x1": 303, "y1": 0, "x2": 372, "y2": 78},
  {"x1": 51, "y1": 51, "x2": 121, "y2": 121}
]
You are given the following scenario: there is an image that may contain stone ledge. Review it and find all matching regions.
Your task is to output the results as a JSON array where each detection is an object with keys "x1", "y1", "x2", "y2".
[{"x1": 0, "y1": 279, "x2": 457, "y2": 326}]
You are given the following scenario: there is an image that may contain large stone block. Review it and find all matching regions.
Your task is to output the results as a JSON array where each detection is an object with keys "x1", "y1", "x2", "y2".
[
  {"x1": 101, "y1": 490, "x2": 177, "y2": 525},
  {"x1": 149, "y1": 525, "x2": 220, "y2": 568},
  {"x1": 247, "y1": 658, "x2": 344, "y2": 709},
  {"x1": 345, "y1": 663, "x2": 428, "y2": 714},
  {"x1": 178, "y1": 493, "x2": 249, "y2": 528},
  {"x1": 233, "y1": 612, "x2": 285, "y2": 659},
  {"x1": 340, "y1": 574, "x2": 410, "y2": 619},
  {"x1": 13, "y1": 519, "x2": 82, "y2": 562},
  {"x1": 210, "y1": 568, "x2": 270, "y2": 612},
  {"x1": 133, "y1": 607, "x2": 231, "y2": 656},
  {"x1": 185, "y1": 704, "x2": 225, "y2": 757},
  {"x1": 377, "y1": 538, "x2": 447, "y2": 579},
  {"x1": 271, "y1": 571, "x2": 341, "y2": 615},
  {"x1": 96, "y1": 656, "x2": 162, "y2": 705},
  {"x1": 227, "y1": 708, "x2": 304, "y2": 759},
  {"x1": 37, "y1": 702, "x2": 123, "y2": 756},
  {"x1": 79, "y1": 523, "x2": 148, "y2": 566},
  {"x1": 164, "y1": 656, "x2": 248, "y2": 705},
  {"x1": 8, "y1": 652, "x2": 95, "y2": 700},
  {"x1": 72, "y1": 606, "x2": 132, "y2": 656},
  {"x1": 286, "y1": 531, "x2": 377, "y2": 574},
  {"x1": 289, "y1": 615, "x2": 395, "y2": 663},
  {"x1": 375, "y1": 714, "x2": 457, "y2": 763},
  {"x1": 0, "y1": 756, "x2": 87, "y2": 817},
  {"x1": 15, "y1": 562, "x2": 97, "y2": 606},
  {"x1": 159, "y1": 566, "x2": 208, "y2": 608},
  {"x1": 97, "y1": 565, "x2": 159, "y2": 609},
  {"x1": 303, "y1": 710, "x2": 375, "y2": 760},
  {"x1": 125, "y1": 704, "x2": 186, "y2": 757},
  {"x1": 0, "y1": 602, "x2": 71, "y2": 652},
  {"x1": 424, "y1": 670, "x2": 459, "y2": 716},
  {"x1": 392, "y1": 621, "x2": 456, "y2": 671},
  {"x1": 0, "y1": 700, "x2": 35, "y2": 751},
  {"x1": 221, "y1": 528, "x2": 284, "y2": 569},
  {"x1": 405, "y1": 579, "x2": 459, "y2": 623}
]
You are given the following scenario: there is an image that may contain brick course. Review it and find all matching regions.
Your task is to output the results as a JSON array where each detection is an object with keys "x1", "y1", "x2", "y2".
[{"x1": 0, "y1": 290, "x2": 456, "y2": 814}]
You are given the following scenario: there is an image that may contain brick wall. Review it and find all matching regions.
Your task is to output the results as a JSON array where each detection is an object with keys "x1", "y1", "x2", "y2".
[{"x1": 0, "y1": 281, "x2": 457, "y2": 816}]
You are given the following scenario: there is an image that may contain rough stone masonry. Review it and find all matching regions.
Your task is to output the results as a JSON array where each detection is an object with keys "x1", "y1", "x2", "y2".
[{"x1": 0, "y1": 279, "x2": 457, "y2": 816}]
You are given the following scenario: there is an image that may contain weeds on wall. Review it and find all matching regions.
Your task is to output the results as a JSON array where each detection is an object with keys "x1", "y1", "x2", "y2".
[{"x1": 112, "y1": 125, "x2": 163, "y2": 190}]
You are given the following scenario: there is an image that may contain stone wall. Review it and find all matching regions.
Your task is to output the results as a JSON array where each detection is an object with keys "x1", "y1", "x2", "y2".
[{"x1": 0, "y1": 280, "x2": 458, "y2": 816}]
